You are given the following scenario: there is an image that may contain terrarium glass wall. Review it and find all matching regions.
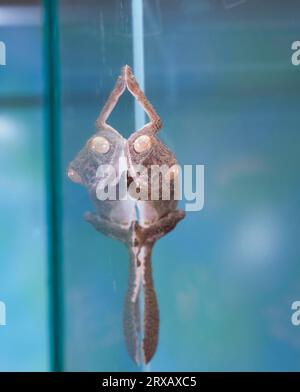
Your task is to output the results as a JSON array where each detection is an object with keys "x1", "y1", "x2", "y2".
[
  {"x1": 59, "y1": 0, "x2": 136, "y2": 372},
  {"x1": 59, "y1": 0, "x2": 300, "y2": 371},
  {"x1": 141, "y1": 0, "x2": 300, "y2": 371}
]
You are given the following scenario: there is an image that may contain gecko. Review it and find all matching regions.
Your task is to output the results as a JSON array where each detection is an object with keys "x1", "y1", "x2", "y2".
[{"x1": 67, "y1": 65, "x2": 185, "y2": 365}]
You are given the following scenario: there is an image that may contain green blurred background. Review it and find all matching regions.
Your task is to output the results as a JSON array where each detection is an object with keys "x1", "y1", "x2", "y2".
[{"x1": 0, "y1": 0, "x2": 300, "y2": 371}]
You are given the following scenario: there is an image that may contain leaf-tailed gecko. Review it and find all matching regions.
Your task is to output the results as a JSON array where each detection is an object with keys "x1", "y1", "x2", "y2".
[{"x1": 67, "y1": 65, "x2": 185, "y2": 364}]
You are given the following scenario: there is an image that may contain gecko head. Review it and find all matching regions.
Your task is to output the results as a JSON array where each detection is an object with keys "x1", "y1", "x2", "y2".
[{"x1": 67, "y1": 128, "x2": 126, "y2": 191}]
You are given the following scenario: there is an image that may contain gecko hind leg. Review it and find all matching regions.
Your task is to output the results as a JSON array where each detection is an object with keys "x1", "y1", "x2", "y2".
[{"x1": 84, "y1": 211, "x2": 132, "y2": 244}]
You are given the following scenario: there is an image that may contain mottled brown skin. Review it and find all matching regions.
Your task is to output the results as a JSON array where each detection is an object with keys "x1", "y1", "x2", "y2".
[{"x1": 68, "y1": 65, "x2": 185, "y2": 365}]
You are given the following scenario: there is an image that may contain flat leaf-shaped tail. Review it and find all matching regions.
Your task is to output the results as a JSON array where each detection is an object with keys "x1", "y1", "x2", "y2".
[
  {"x1": 140, "y1": 244, "x2": 159, "y2": 364},
  {"x1": 123, "y1": 242, "x2": 159, "y2": 365},
  {"x1": 123, "y1": 247, "x2": 143, "y2": 364},
  {"x1": 123, "y1": 210, "x2": 185, "y2": 365}
]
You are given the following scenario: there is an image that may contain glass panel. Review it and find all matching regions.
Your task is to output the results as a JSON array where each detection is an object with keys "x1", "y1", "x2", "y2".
[
  {"x1": 143, "y1": 0, "x2": 300, "y2": 371},
  {"x1": 59, "y1": 0, "x2": 300, "y2": 371},
  {"x1": 59, "y1": 0, "x2": 136, "y2": 371},
  {"x1": 0, "y1": 0, "x2": 49, "y2": 371}
]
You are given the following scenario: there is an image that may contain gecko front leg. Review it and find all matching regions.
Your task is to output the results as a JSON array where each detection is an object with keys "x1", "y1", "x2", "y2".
[
  {"x1": 138, "y1": 209, "x2": 185, "y2": 246},
  {"x1": 124, "y1": 65, "x2": 162, "y2": 134}
]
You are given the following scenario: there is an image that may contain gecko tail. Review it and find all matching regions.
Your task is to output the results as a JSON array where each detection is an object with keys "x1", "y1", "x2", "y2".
[
  {"x1": 122, "y1": 211, "x2": 185, "y2": 365},
  {"x1": 123, "y1": 242, "x2": 159, "y2": 365},
  {"x1": 139, "y1": 244, "x2": 159, "y2": 364},
  {"x1": 123, "y1": 248, "x2": 143, "y2": 365}
]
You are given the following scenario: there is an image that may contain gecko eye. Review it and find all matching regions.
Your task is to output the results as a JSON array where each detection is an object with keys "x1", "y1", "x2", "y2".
[
  {"x1": 133, "y1": 135, "x2": 152, "y2": 153},
  {"x1": 67, "y1": 168, "x2": 82, "y2": 184},
  {"x1": 90, "y1": 136, "x2": 110, "y2": 154}
]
